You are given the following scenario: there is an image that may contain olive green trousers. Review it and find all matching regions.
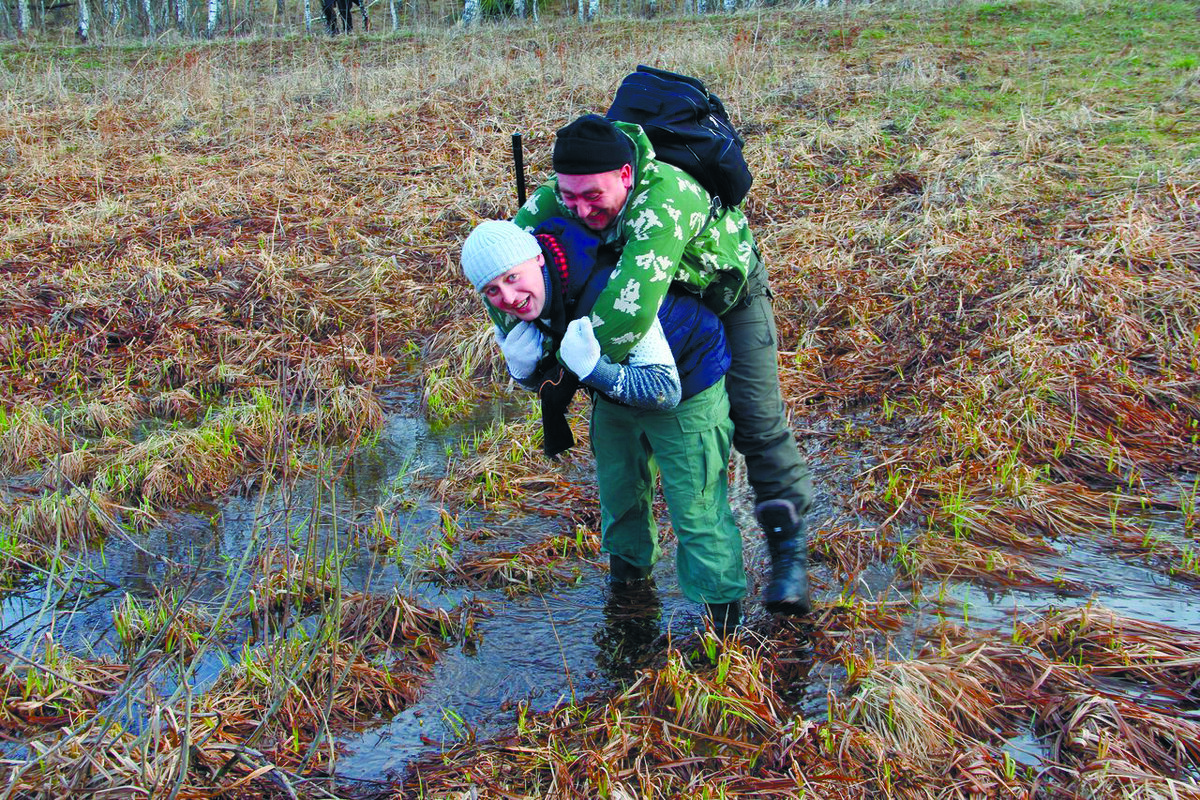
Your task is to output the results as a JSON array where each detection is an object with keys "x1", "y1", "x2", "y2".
[{"x1": 590, "y1": 378, "x2": 747, "y2": 605}]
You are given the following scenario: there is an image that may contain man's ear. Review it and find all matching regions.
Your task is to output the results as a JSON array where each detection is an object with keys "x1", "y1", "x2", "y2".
[{"x1": 620, "y1": 163, "x2": 633, "y2": 189}]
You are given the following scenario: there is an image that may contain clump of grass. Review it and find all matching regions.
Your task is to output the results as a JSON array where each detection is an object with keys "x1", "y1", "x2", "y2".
[
  {"x1": 1019, "y1": 606, "x2": 1200, "y2": 696},
  {"x1": 406, "y1": 636, "x2": 792, "y2": 797},
  {"x1": 0, "y1": 638, "x2": 125, "y2": 732},
  {"x1": 0, "y1": 403, "x2": 68, "y2": 474},
  {"x1": 1037, "y1": 690, "x2": 1200, "y2": 794},
  {"x1": 436, "y1": 527, "x2": 602, "y2": 594},
  {"x1": 290, "y1": 382, "x2": 385, "y2": 443},
  {"x1": 111, "y1": 590, "x2": 226, "y2": 660},
  {"x1": 338, "y1": 588, "x2": 485, "y2": 655},
  {"x1": 7, "y1": 486, "x2": 122, "y2": 549},
  {"x1": 895, "y1": 529, "x2": 1089, "y2": 594},
  {"x1": 433, "y1": 406, "x2": 597, "y2": 520},
  {"x1": 247, "y1": 546, "x2": 338, "y2": 626},
  {"x1": 841, "y1": 656, "x2": 1009, "y2": 755},
  {"x1": 202, "y1": 635, "x2": 425, "y2": 767}
]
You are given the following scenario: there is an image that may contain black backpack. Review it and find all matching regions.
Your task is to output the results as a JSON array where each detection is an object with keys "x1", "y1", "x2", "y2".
[{"x1": 606, "y1": 65, "x2": 753, "y2": 208}]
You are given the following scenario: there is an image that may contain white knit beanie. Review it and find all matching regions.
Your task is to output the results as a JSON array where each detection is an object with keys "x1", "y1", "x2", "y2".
[{"x1": 461, "y1": 221, "x2": 542, "y2": 292}]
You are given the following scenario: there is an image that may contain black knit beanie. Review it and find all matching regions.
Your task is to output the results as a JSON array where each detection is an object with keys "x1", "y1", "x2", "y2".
[{"x1": 552, "y1": 114, "x2": 633, "y2": 175}]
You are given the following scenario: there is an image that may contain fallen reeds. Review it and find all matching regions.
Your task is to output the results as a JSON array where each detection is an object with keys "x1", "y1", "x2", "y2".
[
  {"x1": 0, "y1": 3, "x2": 1197, "y2": 797},
  {"x1": 1019, "y1": 606, "x2": 1200, "y2": 698},
  {"x1": 0, "y1": 639, "x2": 126, "y2": 733},
  {"x1": 435, "y1": 528, "x2": 604, "y2": 594}
]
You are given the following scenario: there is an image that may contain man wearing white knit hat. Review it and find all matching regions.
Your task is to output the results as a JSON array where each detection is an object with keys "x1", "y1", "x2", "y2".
[{"x1": 461, "y1": 216, "x2": 746, "y2": 636}]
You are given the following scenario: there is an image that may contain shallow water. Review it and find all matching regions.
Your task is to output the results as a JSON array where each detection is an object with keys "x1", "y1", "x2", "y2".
[{"x1": 2, "y1": 402, "x2": 1197, "y2": 785}]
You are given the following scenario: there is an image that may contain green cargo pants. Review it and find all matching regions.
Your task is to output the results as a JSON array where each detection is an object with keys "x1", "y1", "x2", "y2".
[
  {"x1": 720, "y1": 254, "x2": 814, "y2": 516},
  {"x1": 590, "y1": 378, "x2": 747, "y2": 606}
]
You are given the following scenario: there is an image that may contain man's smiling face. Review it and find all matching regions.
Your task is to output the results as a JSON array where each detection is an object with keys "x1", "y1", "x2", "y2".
[{"x1": 481, "y1": 254, "x2": 546, "y2": 321}]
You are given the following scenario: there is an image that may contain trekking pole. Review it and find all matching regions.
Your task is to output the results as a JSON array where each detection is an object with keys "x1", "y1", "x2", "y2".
[{"x1": 512, "y1": 132, "x2": 527, "y2": 210}]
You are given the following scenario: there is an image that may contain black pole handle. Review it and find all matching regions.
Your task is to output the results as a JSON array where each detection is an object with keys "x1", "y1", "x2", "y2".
[{"x1": 512, "y1": 132, "x2": 527, "y2": 210}]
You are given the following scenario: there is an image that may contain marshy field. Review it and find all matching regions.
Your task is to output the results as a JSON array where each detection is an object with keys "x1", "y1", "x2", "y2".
[{"x1": 1, "y1": 0, "x2": 1198, "y2": 796}]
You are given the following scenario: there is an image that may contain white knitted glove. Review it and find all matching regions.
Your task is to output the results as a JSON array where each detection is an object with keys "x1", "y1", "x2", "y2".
[
  {"x1": 560, "y1": 317, "x2": 602, "y2": 380},
  {"x1": 495, "y1": 322, "x2": 543, "y2": 380}
]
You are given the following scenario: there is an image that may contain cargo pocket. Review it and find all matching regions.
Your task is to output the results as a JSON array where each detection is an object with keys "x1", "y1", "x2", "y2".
[{"x1": 669, "y1": 382, "x2": 732, "y2": 513}]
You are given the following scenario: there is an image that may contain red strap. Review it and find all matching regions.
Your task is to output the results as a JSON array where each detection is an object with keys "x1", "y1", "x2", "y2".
[{"x1": 535, "y1": 233, "x2": 570, "y2": 296}]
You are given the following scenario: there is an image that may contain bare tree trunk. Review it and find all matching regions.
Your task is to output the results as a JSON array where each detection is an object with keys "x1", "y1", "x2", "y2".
[
  {"x1": 77, "y1": 0, "x2": 90, "y2": 38},
  {"x1": 388, "y1": 0, "x2": 397, "y2": 29},
  {"x1": 723, "y1": 0, "x2": 734, "y2": 11},
  {"x1": 16, "y1": 0, "x2": 32, "y2": 34},
  {"x1": 174, "y1": 0, "x2": 188, "y2": 31},
  {"x1": 462, "y1": 0, "x2": 478, "y2": 25},
  {"x1": 587, "y1": 0, "x2": 597, "y2": 18},
  {"x1": 302, "y1": 0, "x2": 311, "y2": 31},
  {"x1": 205, "y1": 0, "x2": 220, "y2": 36},
  {"x1": 530, "y1": 0, "x2": 536, "y2": 21},
  {"x1": 141, "y1": 0, "x2": 155, "y2": 34},
  {"x1": 513, "y1": 0, "x2": 523, "y2": 18}
]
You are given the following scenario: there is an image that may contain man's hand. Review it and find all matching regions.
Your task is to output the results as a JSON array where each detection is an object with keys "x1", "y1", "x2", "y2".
[
  {"x1": 560, "y1": 317, "x2": 602, "y2": 379},
  {"x1": 495, "y1": 322, "x2": 543, "y2": 380}
]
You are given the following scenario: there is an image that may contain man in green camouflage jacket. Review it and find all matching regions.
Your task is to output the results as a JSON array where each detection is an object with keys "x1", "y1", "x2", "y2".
[{"x1": 497, "y1": 113, "x2": 814, "y2": 617}]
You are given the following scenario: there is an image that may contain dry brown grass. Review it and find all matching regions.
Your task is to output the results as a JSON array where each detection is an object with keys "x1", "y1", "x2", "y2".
[{"x1": 0, "y1": 1, "x2": 1198, "y2": 797}]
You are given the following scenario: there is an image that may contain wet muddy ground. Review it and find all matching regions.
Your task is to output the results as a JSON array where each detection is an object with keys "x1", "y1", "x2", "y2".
[{"x1": 6, "y1": 396, "x2": 1195, "y2": 789}]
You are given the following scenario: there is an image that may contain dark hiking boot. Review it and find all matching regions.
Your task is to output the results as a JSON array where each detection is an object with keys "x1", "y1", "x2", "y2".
[
  {"x1": 755, "y1": 498, "x2": 812, "y2": 616},
  {"x1": 609, "y1": 553, "x2": 653, "y2": 584},
  {"x1": 705, "y1": 601, "x2": 741, "y2": 638}
]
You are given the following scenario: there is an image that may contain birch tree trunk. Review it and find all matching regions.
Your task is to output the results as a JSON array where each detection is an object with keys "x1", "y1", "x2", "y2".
[
  {"x1": 77, "y1": 0, "x2": 90, "y2": 39},
  {"x1": 462, "y1": 0, "x2": 478, "y2": 25},
  {"x1": 16, "y1": 0, "x2": 31, "y2": 34},
  {"x1": 723, "y1": 0, "x2": 734, "y2": 11},
  {"x1": 142, "y1": 0, "x2": 155, "y2": 33},
  {"x1": 302, "y1": 0, "x2": 310, "y2": 31},
  {"x1": 389, "y1": 0, "x2": 397, "y2": 29},
  {"x1": 587, "y1": 0, "x2": 597, "y2": 19},
  {"x1": 513, "y1": 0, "x2": 523, "y2": 18},
  {"x1": 174, "y1": 0, "x2": 188, "y2": 32},
  {"x1": 205, "y1": 0, "x2": 220, "y2": 36}
]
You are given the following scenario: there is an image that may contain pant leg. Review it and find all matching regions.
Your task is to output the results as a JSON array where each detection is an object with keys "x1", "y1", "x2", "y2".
[
  {"x1": 643, "y1": 379, "x2": 746, "y2": 605},
  {"x1": 590, "y1": 397, "x2": 662, "y2": 571},
  {"x1": 721, "y1": 254, "x2": 814, "y2": 515}
]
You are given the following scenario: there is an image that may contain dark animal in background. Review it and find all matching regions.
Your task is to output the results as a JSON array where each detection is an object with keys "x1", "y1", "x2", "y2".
[{"x1": 323, "y1": 0, "x2": 369, "y2": 33}]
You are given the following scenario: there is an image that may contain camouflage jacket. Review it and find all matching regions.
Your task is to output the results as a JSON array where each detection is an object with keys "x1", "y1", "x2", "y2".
[{"x1": 507, "y1": 121, "x2": 756, "y2": 362}]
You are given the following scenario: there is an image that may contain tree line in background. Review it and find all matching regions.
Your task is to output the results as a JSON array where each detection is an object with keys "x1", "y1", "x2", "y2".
[{"x1": 1, "y1": 0, "x2": 796, "y2": 41}]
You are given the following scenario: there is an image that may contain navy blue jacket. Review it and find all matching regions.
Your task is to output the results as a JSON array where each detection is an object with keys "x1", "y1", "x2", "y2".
[{"x1": 533, "y1": 217, "x2": 729, "y2": 401}]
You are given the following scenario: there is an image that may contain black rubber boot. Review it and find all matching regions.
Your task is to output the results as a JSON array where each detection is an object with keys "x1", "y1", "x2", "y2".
[
  {"x1": 609, "y1": 553, "x2": 652, "y2": 584},
  {"x1": 705, "y1": 601, "x2": 741, "y2": 638},
  {"x1": 755, "y1": 498, "x2": 812, "y2": 616}
]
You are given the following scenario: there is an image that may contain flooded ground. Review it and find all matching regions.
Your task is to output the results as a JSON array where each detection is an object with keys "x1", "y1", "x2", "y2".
[{"x1": 6, "y1": 397, "x2": 1194, "y2": 791}]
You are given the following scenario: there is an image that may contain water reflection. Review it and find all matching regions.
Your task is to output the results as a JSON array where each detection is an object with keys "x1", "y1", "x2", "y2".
[{"x1": 593, "y1": 579, "x2": 664, "y2": 683}]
